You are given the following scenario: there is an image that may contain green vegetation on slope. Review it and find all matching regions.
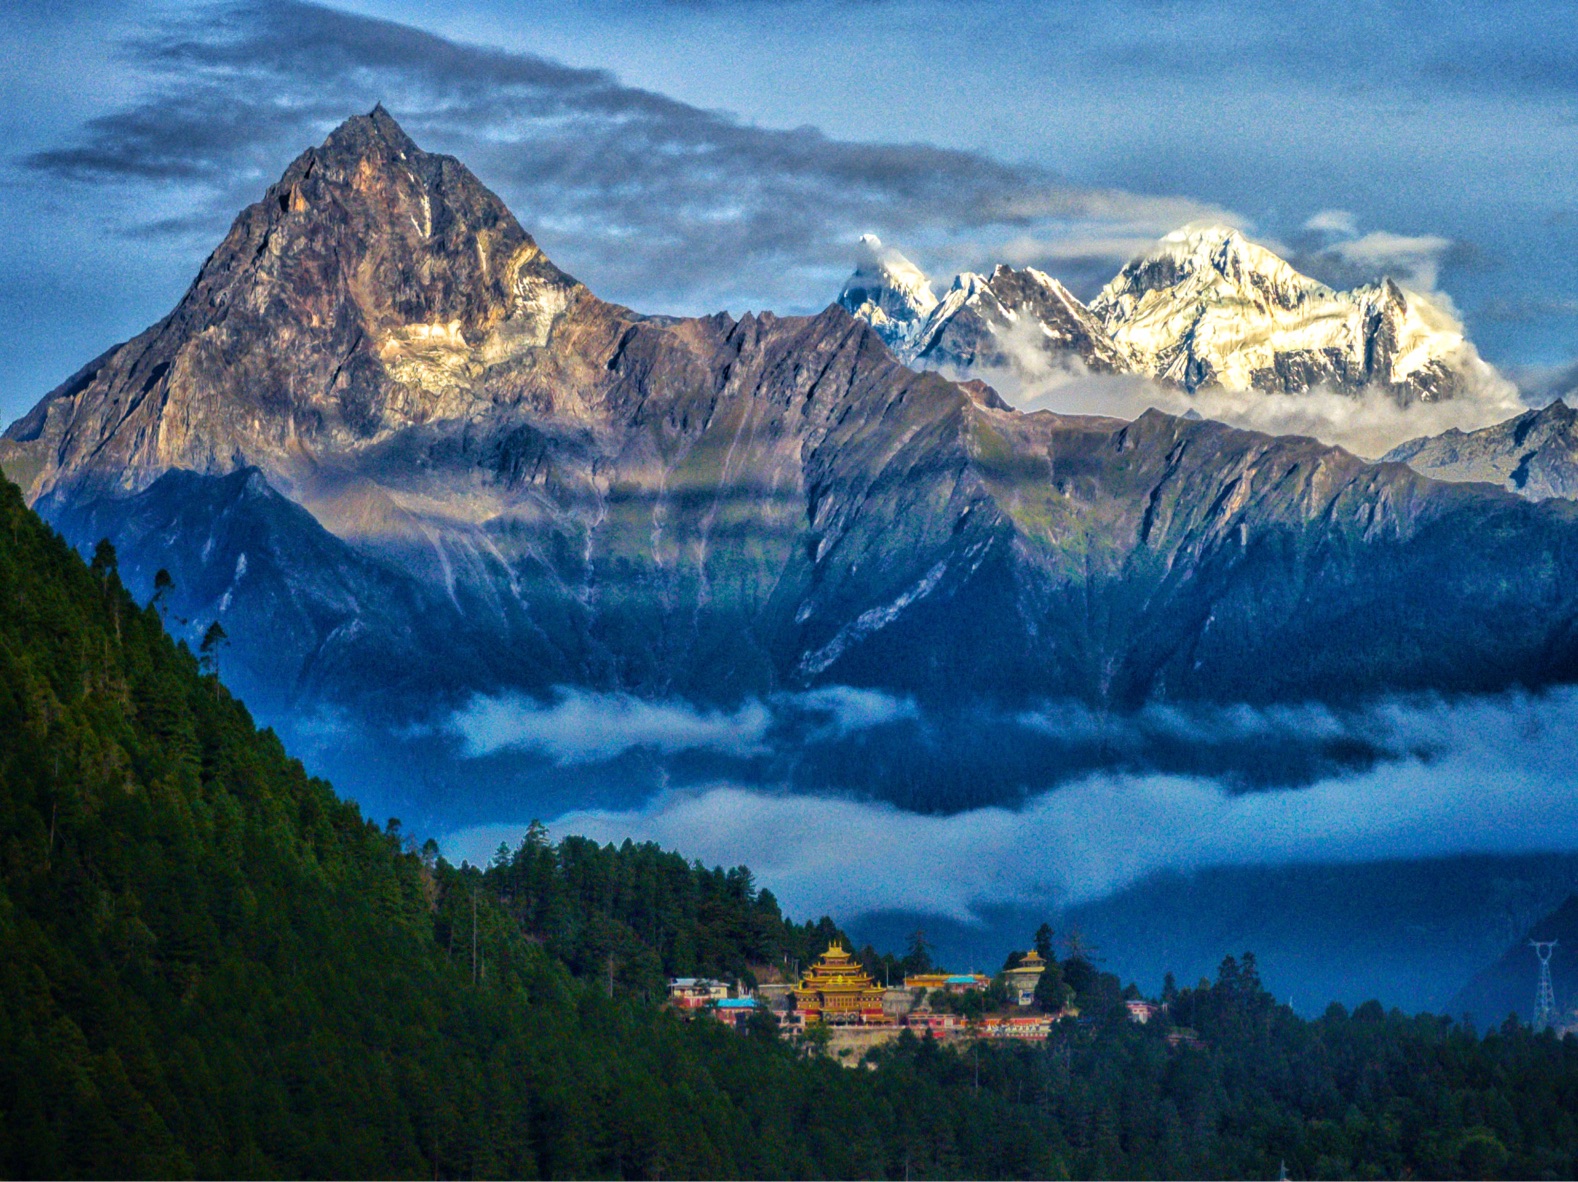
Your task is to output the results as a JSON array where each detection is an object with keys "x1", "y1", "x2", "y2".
[
  {"x1": 5, "y1": 469, "x2": 1578, "y2": 1180},
  {"x1": 477, "y1": 823, "x2": 847, "y2": 996},
  {"x1": 0, "y1": 474, "x2": 1057, "y2": 1178}
]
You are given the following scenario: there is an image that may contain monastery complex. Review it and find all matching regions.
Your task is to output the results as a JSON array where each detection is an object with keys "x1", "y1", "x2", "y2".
[{"x1": 665, "y1": 939, "x2": 1118, "y2": 1046}]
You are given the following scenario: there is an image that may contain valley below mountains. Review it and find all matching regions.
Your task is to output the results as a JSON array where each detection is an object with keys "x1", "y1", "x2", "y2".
[{"x1": 8, "y1": 108, "x2": 1578, "y2": 759}]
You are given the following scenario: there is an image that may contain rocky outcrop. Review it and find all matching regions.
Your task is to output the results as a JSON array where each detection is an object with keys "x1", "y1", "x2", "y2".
[{"x1": 1386, "y1": 400, "x2": 1578, "y2": 501}]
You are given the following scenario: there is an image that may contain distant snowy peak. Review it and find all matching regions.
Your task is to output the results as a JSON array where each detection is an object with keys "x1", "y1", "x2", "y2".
[
  {"x1": 837, "y1": 234, "x2": 939, "y2": 350},
  {"x1": 838, "y1": 242, "x2": 1129, "y2": 375},
  {"x1": 1093, "y1": 224, "x2": 1318, "y2": 320},
  {"x1": 841, "y1": 223, "x2": 1504, "y2": 407},
  {"x1": 1089, "y1": 224, "x2": 1485, "y2": 402},
  {"x1": 911, "y1": 264, "x2": 1132, "y2": 374}
]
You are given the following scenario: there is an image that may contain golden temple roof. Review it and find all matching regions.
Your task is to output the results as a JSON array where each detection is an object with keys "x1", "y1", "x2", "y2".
[{"x1": 796, "y1": 941, "x2": 880, "y2": 994}]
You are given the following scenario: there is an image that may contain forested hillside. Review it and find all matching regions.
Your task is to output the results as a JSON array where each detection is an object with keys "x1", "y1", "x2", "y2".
[
  {"x1": 5, "y1": 469, "x2": 1578, "y2": 1180},
  {"x1": 0, "y1": 473, "x2": 1055, "y2": 1177}
]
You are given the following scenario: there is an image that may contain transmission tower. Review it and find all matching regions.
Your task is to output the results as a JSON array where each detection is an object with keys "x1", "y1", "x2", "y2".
[{"x1": 1531, "y1": 940, "x2": 1558, "y2": 1030}]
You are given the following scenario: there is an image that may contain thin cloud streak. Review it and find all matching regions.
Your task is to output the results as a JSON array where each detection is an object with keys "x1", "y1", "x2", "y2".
[
  {"x1": 446, "y1": 689, "x2": 775, "y2": 763},
  {"x1": 444, "y1": 684, "x2": 917, "y2": 764}
]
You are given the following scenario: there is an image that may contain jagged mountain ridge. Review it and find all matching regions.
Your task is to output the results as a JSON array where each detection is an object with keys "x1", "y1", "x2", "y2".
[
  {"x1": 839, "y1": 237, "x2": 1130, "y2": 375},
  {"x1": 1386, "y1": 400, "x2": 1578, "y2": 501},
  {"x1": 838, "y1": 225, "x2": 1499, "y2": 404},
  {"x1": 9, "y1": 110, "x2": 1578, "y2": 729}
]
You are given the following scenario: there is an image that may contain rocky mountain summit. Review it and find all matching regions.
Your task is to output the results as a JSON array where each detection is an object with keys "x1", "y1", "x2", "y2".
[
  {"x1": 1386, "y1": 400, "x2": 1578, "y2": 501},
  {"x1": 9, "y1": 110, "x2": 1578, "y2": 733},
  {"x1": 2, "y1": 105, "x2": 589, "y2": 507},
  {"x1": 838, "y1": 225, "x2": 1501, "y2": 406}
]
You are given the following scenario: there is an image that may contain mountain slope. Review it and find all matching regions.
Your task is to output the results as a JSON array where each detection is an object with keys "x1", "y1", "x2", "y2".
[
  {"x1": 1386, "y1": 400, "x2": 1578, "y2": 501},
  {"x1": 1, "y1": 468, "x2": 1088, "y2": 1179},
  {"x1": 1451, "y1": 894, "x2": 1578, "y2": 1027},
  {"x1": 15, "y1": 467, "x2": 1578, "y2": 1179},
  {"x1": 10, "y1": 111, "x2": 1578, "y2": 734}
]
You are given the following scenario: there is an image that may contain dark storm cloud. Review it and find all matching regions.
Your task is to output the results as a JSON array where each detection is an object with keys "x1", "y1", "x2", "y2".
[{"x1": 23, "y1": 0, "x2": 1217, "y2": 313}]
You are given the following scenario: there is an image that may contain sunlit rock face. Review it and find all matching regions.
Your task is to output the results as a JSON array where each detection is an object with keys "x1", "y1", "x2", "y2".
[
  {"x1": 10, "y1": 110, "x2": 1578, "y2": 731},
  {"x1": 7, "y1": 107, "x2": 590, "y2": 503}
]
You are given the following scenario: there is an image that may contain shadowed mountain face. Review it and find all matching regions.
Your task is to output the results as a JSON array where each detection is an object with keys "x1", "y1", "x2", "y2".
[
  {"x1": 10, "y1": 110, "x2": 1578, "y2": 732},
  {"x1": 1451, "y1": 894, "x2": 1578, "y2": 1027},
  {"x1": 1387, "y1": 400, "x2": 1578, "y2": 502}
]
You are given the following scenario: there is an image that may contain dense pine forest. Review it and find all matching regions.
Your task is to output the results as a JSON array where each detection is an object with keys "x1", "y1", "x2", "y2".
[{"x1": 4, "y1": 467, "x2": 1578, "y2": 1180}]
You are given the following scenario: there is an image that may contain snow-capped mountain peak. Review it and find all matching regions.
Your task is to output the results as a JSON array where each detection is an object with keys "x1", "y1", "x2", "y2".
[
  {"x1": 839, "y1": 237, "x2": 1131, "y2": 375},
  {"x1": 1089, "y1": 224, "x2": 1488, "y2": 400},
  {"x1": 1093, "y1": 223, "x2": 1322, "y2": 318},
  {"x1": 837, "y1": 225, "x2": 1505, "y2": 408},
  {"x1": 837, "y1": 234, "x2": 939, "y2": 349}
]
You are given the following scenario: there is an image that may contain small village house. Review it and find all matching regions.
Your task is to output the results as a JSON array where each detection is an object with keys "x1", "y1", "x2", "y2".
[
  {"x1": 666, "y1": 977, "x2": 732, "y2": 1011},
  {"x1": 711, "y1": 998, "x2": 758, "y2": 1030}
]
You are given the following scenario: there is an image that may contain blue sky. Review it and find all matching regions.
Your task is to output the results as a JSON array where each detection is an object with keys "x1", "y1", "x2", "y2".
[{"x1": 3, "y1": 0, "x2": 1578, "y2": 426}]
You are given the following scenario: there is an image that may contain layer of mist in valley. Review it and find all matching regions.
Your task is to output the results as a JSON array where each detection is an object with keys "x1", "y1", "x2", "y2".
[{"x1": 264, "y1": 682, "x2": 1578, "y2": 1013}]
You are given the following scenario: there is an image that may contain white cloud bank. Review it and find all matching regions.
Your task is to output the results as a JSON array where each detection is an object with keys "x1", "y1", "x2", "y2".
[
  {"x1": 447, "y1": 689, "x2": 774, "y2": 763},
  {"x1": 990, "y1": 361, "x2": 1521, "y2": 460},
  {"x1": 446, "y1": 689, "x2": 1578, "y2": 923}
]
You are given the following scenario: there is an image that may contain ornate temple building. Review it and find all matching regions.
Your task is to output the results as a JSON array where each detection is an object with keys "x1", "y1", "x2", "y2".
[
  {"x1": 793, "y1": 941, "x2": 887, "y2": 1024},
  {"x1": 1003, "y1": 950, "x2": 1048, "y2": 1006}
]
